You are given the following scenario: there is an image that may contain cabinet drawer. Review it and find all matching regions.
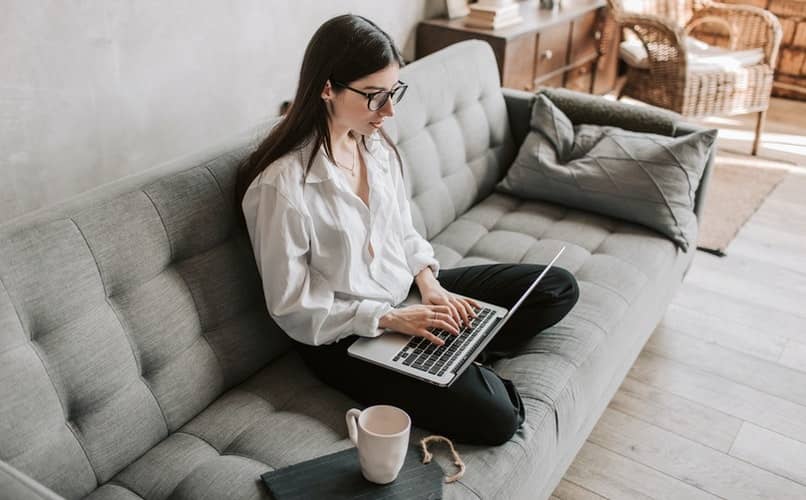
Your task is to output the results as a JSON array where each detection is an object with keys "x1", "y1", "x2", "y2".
[
  {"x1": 570, "y1": 10, "x2": 599, "y2": 62},
  {"x1": 502, "y1": 33, "x2": 537, "y2": 91},
  {"x1": 534, "y1": 22, "x2": 570, "y2": 80},
  {"x1": 564, "y1": 62, "x2": 594, "y2": 93}
]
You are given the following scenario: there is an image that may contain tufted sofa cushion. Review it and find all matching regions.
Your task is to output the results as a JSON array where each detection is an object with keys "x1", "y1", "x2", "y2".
[
  {"x1": 81, "y1": 352, "x2": 357, "y2": 500},
  {"x1": 384, "y1": 41, "x2": 517, "y2": 240},
  {"x1": 0, "y1": 141, "x2": 289, "y2": 498}
]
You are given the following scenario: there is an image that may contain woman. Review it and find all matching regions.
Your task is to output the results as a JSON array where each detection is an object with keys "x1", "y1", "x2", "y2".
[{"x1": 237, "y1": 14, "x2": 578, "y2": 446}]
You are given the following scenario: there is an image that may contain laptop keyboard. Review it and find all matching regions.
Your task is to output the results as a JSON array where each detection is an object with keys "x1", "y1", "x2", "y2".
[{"x1": 391, "y1": 307, "x2": 496, "y2": 377}]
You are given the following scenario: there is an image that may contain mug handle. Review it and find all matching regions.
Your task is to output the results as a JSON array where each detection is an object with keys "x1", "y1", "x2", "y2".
[{"x1": 346, "y1": 408, "x2": 361, "y2": 446}]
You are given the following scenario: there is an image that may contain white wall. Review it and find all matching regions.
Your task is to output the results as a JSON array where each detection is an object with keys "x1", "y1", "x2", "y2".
[{"x1": 1, "y1": 0, "x2": 446, "y2": 224}]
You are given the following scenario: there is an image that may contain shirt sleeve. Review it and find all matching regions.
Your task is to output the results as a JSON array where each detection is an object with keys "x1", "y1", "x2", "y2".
[
  {"x1": 243, "y1": 183, "x2": 393, "y2": 346},
  {"x1": 390, "y1": 153, "x2": 440, "y2": 278}
]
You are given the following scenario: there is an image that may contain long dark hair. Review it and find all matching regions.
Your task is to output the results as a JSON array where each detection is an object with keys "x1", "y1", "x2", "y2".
[{"x1": 235, "y1": 14, "x2": 405, "y2": 222}]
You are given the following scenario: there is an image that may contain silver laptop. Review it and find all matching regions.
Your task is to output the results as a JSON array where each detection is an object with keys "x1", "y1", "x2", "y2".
[{"x1": 348, "y1": 246, "x2": 566, "y2": 387}]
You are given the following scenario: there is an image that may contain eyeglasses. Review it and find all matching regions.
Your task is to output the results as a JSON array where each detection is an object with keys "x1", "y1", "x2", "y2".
[{"x1": 332, "y1": 80, "x2": 408, "y2": 111}]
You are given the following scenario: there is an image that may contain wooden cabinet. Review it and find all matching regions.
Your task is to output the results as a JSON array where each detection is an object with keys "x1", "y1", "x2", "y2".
[
  {"x1": 534, "y1": 22, "x2": 570, "y2": 87},
  {"x1": 416, "y1": 0, "x2": 619, "y2": 95}
]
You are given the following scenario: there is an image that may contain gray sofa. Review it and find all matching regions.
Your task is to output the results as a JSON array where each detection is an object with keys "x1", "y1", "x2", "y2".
[{"x1": 0, "y1": 40, "x2": 712, "y2": 500}]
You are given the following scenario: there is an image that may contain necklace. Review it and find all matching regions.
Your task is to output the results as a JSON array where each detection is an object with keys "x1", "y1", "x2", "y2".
[{"x1": 334, "y1": 138, "x2": 358, "y2": 177}]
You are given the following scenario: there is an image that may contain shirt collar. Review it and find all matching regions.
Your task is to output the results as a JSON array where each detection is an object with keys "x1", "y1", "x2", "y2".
[
  {"x1": 304, "y1": 131, "x2": 390, "y2": 184},
  {"x1": 363, "y1": 132, "x2": 391, "y2": 172}
]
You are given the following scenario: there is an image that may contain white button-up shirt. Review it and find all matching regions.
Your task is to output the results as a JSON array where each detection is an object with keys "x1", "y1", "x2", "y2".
[{"x1": 242, "y1": 131, "x2": 439, "y2": 346}]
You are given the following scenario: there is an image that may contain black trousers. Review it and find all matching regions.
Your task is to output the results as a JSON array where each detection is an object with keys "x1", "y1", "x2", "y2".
[{"x1": 296, "y1": 263, "x2": 579, "y2": 446}]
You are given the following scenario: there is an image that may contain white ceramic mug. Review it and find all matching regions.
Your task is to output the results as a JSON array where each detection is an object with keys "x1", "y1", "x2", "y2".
[{"x1": 345, "y1": 405, "x2": 411, "y2": 484}]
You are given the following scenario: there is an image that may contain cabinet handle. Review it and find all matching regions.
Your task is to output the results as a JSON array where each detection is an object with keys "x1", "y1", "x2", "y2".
[
  {"x1": 541, "y1": 49, "x2": 553, "y2": 60},
  {"x1": 594, "y1": 30, "x2": 602, "y2": 41}
]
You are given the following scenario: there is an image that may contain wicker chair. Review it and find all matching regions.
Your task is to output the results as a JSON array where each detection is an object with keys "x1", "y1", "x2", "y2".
[{"x1": 607, "y1": 0, "x2": 783, "y2": 155}]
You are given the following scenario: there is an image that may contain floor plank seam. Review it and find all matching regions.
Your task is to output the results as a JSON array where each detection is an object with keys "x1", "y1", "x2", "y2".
[
  {"x1": 605, "y1": 403, "x2": 738, "y2": 457},
  {"x1": 681, "y1": 279, "x2": 806, "y2": 322},
  {"x1": 671, "y1": 287, "x2": 806, "y2": 337},
  {"x1": 623, "y1": 365, "x2": 806, "y2": 448},
  {"x1": 601, "y1": 408, "x2": 806, "y2": 495},
  {"x1": 659, "y1": 304, "x2": 797, "y2": 352},
  {"x1": 727, "y1": 423, "x2": 806, "y2": 489},
  {"x1": 642, "y1": 344, "x2": 806, "y2": 411},
  {"x1": 620, "y1": 373, "x2": 744, "y2": 441},
  {"x1": 563, "y1": 478, "x2": 610, "y2": 500},
  {"x1": 656, "y1": 321, "x2": 788, "y2": 363},
  {"x1": 583, "y1": 435, "x2": 730, "y2": 500},
  {"x1": 725, "y1": 448, "x2": 806, "y2": 490}
]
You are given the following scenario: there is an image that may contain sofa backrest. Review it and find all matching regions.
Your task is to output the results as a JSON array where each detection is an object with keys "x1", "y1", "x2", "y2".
[
  {"x1": 391, "y1": 40, "x2": 516, "y2": 239},
  {"x1": 0, "y1": 39, "x2": 515, "y2": 497},
  {"x1": 0, "y1": 135, "x2": 289, "y2": 497}
]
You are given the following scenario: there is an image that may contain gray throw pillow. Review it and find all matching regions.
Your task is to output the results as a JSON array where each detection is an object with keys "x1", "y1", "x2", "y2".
[{"x1": 498, "y1": 95, "x2": 717, "y2": 251}]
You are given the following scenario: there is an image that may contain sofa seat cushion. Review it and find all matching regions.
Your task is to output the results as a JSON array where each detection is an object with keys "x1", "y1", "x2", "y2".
[
  {"x1": 432, "y1": 191, "x2": 682, "y2": 280},
  {"x1": 86, "y1": 191, "x2": 692, "y2": 500},
  {"x1": 430, "y1": 192, "x2": 686, "y2": 372},
  {"x1": 85, "y1": 353, "x2": 360, "y2": 500},
  {"x1": 429, "y1": 191, "x2": 694, "y2": 498}
]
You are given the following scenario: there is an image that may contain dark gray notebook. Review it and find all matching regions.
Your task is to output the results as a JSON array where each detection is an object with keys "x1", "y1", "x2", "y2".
[{"x1": 260, "y1": 445, "x2": 444, "y2": 499}]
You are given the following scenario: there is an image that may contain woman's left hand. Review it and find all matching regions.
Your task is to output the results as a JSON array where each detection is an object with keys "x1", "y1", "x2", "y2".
[{"x1": 419, "y1": 281, "x2": 480, "y2": 329}]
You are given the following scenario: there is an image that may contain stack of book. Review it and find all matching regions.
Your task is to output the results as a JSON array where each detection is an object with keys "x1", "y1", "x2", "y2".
[{"x1": 464, "y1": 0, "x2": 523, "y2": 30}]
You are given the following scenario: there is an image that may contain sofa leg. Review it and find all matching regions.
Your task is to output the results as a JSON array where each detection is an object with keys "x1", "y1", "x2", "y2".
[{"x1": 752, "y1": 110, "x2": 766, "y2": 156}]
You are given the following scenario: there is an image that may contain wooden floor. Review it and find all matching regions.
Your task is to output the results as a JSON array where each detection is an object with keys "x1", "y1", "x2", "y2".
[{"x1": 552, "y1": 97, "x2": 806, "y2": 500}]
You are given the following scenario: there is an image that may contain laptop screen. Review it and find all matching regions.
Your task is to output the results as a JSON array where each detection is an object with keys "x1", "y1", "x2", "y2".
[{"x1": 497, "y1": 246, "x2": 566, "y2": 325}]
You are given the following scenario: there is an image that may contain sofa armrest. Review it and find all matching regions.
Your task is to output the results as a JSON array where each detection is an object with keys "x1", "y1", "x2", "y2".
[
  {"x1": 0, "y1": 460, "x2": 64, "y2": 500},
  {"x1": 537, "y1": 87, "x2": 679, "y2": 136},
  {"x1": 502, "y1": 87, "x2": 536, "y2": 149},
  {"x1": 504, "y1": 87, "x2": 681, "y2": 141}
]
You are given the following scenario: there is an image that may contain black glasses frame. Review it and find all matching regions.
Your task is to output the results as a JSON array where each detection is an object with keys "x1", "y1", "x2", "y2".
[{"x1": 332, "y1": 80, "x2": 408, "y2": 111}]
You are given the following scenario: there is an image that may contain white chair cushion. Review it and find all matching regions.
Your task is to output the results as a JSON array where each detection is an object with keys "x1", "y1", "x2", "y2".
[{"x1": 619, "y1": 36, "x2": 764, "y2": 73}]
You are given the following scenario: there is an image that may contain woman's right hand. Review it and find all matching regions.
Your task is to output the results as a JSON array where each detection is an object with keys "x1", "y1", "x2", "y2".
[{"x1": 378, "y1": 304, "x2": 461, "y2": 346}]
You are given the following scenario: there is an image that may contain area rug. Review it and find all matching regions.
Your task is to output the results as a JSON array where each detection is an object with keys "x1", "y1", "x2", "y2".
[{"x1": 697, "y1": 158, "x2": 789, "y2": 256}]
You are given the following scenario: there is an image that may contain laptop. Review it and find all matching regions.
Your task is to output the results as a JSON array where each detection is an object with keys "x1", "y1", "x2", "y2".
[{"x1": 348, "y1": 246, "x2": 566, "y2": 387}]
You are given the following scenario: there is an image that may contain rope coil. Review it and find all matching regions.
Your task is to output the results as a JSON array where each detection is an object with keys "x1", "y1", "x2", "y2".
[{"x1": 419, "y1": 435, "x2": 466, "y2": 483}]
